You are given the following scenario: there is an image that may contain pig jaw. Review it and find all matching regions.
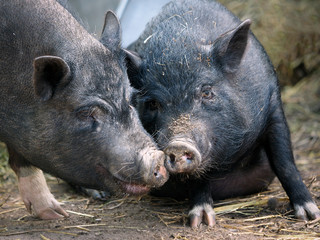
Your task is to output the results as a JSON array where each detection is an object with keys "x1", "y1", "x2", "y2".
[{"x1": 96, "y1": 147, "x2": 168, "y2": 195}]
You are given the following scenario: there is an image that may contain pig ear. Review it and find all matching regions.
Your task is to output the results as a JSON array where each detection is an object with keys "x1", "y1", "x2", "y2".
[
  {"x1": 211, "y1": 19, "x2": 251, "y2": 73},
  {"x1": 33, "y1": 56, "x2": 70, "y2": 101},
  {"x1": 123, "y1": 49, "x2": 143, "y2": 90},
  {"x1": 100, "y1": 11, "x2": 121, "y2": 50}
]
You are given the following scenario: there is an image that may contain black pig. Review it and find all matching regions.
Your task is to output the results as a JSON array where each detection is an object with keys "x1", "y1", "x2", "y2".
[
  {"x1": 125, "y1": 0, "x2": 320, "y2": 227},
  {"x1": 0, "y1": 0, "x2": 168, "y2": 220}
]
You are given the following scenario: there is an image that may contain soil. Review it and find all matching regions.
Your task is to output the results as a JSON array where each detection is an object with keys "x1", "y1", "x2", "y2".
[{"x1": 0, "y1": 76, "x2": 320, "y2": 240}]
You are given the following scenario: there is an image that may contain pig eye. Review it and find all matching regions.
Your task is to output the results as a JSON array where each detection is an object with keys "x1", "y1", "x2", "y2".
[
  {"x1": 147, "y1": 100, "x2": 161, "y2": 111},
  {"x1": 76, "y1": 107, "x2": 98, "y2": 121},
  {"x1": 201, "y1": 87, "x2": 214, "y2": 100}
]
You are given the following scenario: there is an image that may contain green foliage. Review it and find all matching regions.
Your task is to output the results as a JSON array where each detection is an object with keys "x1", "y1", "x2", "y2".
[
  {"x1": 0, "y1": 143, "x2": 15, "y2": 186},
  {"x1": 0, "y1": 142, "x2": 8, "y2": 167}
]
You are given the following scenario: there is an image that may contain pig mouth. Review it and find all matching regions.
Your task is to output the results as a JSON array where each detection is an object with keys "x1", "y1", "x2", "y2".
[{"x1": 96, "y1": 164, "x2": 151, "y2": 195}]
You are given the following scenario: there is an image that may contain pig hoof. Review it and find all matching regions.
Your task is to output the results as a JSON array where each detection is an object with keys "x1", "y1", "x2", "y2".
[
  {"x1": 81, "y1": 187, "x2": 110, "y2": 200},
  {"x1": 294, "y1": 201, "x2": 320, "y2": 221},
  {"x1": 188, "y1": 203, "x2": 216, "y2": 228},
  {"x1": 70, "y1": 185, "x2": 110, "y2": 200},
  {"x1": 24, "y1": 196, "x2": 69, "y2": 220},
  {"x1": 38, "y1": 207, "x2": 68, "y2": 220}
]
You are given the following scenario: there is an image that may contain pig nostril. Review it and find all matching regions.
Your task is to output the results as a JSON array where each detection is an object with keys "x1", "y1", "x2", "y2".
[
  {"x1": 152, "y1": 166, "x2": 168, "y2": 183},
  {"x1": 184, "y1": 152, "x2": 193, "y2": 161},
  {"x1": 169, "y1": 154, "x2": 176, "y2": 163}
]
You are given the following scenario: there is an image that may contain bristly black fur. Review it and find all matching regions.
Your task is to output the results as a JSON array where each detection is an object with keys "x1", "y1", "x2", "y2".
[{"x1": 128, "y1": 0, "x2": 320, "y2": 225}]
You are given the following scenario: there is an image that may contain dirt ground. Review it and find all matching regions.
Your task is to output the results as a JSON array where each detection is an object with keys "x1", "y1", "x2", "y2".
[{"x1": 0, "y1": 72, "x2": 320, "y2": 240}]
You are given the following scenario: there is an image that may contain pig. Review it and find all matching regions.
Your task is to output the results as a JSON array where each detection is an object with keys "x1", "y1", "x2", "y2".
[
  {"x1": 0, "y1": 0, "x2": 168, "y2": 220},
  {"x1": 125, "y1": 0, "x2": 320, "y2": 227}
]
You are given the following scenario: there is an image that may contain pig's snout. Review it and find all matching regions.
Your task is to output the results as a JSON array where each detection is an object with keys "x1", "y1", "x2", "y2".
[
  {"x1": 151, "y1": 164, "x2": 168, "y2": 186},
  {"x1": 141, "y1": 150, "x2": 169, "y2": 188},
  {"x1": 164, "y1": 140, "x2": 201, "y2": 173}
]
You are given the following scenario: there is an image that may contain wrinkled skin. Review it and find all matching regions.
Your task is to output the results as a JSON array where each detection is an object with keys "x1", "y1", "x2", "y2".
[
  {"x1": 126, "y1": 0, "x2": 320, "y2": 227},
  {"x1": 0, "y1": 0, "x2": 168, "y2": 220}
]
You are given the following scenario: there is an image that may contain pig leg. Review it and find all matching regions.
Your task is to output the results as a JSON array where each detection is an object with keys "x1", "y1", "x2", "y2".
[
  {"x1": 265, "y1": 106, "x2": 320, "y2": 220},
  {"x1": 8, "y1": 147, "x2": 68, "y2": 220},
  {"x1": 80, "y1": 188, "x2": 109, "y2": 200},
  {"x1": 18, "y1": 167, "x2": 69, "y2": 219},
  {"x1": 189, "y1": 151, "x2": 275, "y2": 227},
  {"x1": 188, "y1": 182, "x2": 216, "y2": 228}
]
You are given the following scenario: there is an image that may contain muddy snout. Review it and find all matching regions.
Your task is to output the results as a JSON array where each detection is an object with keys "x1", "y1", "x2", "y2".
[
  {"x1": 141, "y1": 149, "x2": 169, "y2": 188},
  {"x1": 164, "y1": 140, "x2": 201, "y2": 173}
]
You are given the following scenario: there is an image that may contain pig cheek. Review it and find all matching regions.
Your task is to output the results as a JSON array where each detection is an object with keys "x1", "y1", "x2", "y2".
[
  {"x1": 94, "y1": 163, "x2": 118, "y2": 194},
  {"x1": 191, "y1": 119, "x2": 214, "y2": 159}
]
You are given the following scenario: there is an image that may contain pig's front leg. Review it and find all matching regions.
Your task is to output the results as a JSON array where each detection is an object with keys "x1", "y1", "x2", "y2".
[
  {"x1": 18, "y1": 166, "x2": 69, "y2": 219},
  {"x1": 188, "y1": 183, "x2": 216, "y2": 228},
  {"x1": 265, "y1": 106, "x2": 320, "y2": 221},
  {"x1": 8, "y1": 146, "x2": 68, "y2": 220}
]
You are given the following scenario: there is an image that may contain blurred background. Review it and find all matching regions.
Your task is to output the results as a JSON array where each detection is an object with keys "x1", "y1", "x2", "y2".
[
  {"x1": 67, "y1": 0, "x2": 118, "y2": 35},
  {"x1": 1, "y1": 0, "x2": 320, "y2": 186}
]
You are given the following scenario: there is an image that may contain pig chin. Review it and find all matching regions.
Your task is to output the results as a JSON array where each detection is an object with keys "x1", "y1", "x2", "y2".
[
  {"x1": 95, "y1": 163, "x2": 151, "y2": 195},
  {"x1": 118, "y1": 182, "x2": 150, "y2": 195}
]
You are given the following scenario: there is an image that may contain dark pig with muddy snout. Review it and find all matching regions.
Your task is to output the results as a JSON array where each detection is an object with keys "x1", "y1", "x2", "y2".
[
  {"x1": 126, "y1": 0, "x2": 320, "y2": 227},
  {"x1": 0, "y1": 0, "x2": 168, "y2": 220}
]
